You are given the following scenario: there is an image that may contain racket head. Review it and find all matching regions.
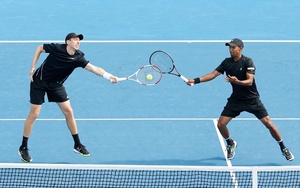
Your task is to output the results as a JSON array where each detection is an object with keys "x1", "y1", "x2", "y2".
[
  {"x1": 136, "y1": 65, "x2": 162, "y2": 86},
  {"x1": 149, "y1": 50, "x2": 175, "y2": 74}
]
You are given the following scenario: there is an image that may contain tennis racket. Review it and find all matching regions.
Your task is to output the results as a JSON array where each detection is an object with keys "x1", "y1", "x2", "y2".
[
  {"x1": 149, "y1": 50, "x2": 190, "y2": 83},
  {"x1": 117, "y1": 65, "x2": 162, "y2": 86}
]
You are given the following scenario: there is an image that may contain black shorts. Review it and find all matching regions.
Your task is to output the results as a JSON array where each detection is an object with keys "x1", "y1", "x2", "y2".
[
  {"x1": 221, "y1": 97, "x2": 268, "y2": 119},
  {"x1": 30, "y1": 76, "x2": 69, "y2": 105}
]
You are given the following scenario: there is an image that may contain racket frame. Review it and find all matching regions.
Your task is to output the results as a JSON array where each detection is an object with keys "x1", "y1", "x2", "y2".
[
  {"x1": 118, "y1": 65, "x2": 162, "y2": 86},
  {"x1": 149, "y1": 50, "x2": 189, "y2": 82}
]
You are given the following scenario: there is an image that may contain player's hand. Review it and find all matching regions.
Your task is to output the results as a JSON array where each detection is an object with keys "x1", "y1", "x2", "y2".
[
  {"x1": 186, "y1": 78, "x2": 195, "y2": 86},
  {"x1": 225, "y1": 75, "x2": 238, "y2": 83},
  {"x1": 30, "y1": 68, "x2": 35, "y2": 82},
  {"x1": 109, "y1": 76, "x2": 119, "y2": 83}
]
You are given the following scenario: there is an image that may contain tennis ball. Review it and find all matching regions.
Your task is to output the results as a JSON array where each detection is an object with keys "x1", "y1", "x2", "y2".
[{"x1": 146, "y1": 74, "x2": 153, "y2": 81}]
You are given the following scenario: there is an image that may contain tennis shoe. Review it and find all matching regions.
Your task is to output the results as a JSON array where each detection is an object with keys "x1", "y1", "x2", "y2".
[
  {"x1": 18, "y1": 146, "x2": 32, "y2": 163},
  {"x1": 74, "y1": 144, "x2": 91, "y2": 156},
  {"x1": 226, "y1": 141, "x2": 237, "y2": 160},
  {"x1": 282, "y1": 148, "x2": 294, "y2": 161}
]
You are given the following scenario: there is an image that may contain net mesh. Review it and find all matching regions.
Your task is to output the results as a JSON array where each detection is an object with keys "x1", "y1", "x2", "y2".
[{"x1": 1, "y1": 164, "x2": 300, "y2": 188}]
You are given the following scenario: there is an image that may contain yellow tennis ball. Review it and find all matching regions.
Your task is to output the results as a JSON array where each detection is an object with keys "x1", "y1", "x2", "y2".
[{"x1": 146, "y1": 74, "x2": 153, "y2": 81}]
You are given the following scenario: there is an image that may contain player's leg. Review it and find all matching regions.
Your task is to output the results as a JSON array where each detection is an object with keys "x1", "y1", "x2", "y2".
[
  {"x1": 217, "y1": 116, "x2": 232, "y2": 139},
  {"x1": 259, "y1": 116, "x2": 294, "y2": 161},
  {"x1": 259, "y1": 116, "x2": 281, "y2": 141},
  {"x1": 250, "y1": 98, "x2": 294, "y2": 161},
  {"x1": 23, "y1": 104, "x2": 42, "y2": 137},
  {"x1": 218, "y1": 98, "x2": 242, "y2": 159},
  {"x1": 48, "y1": 83, "x2": 90, "y2": 157},
  {"x1": 218, "y1": 115, "x2": 237, "y2": 160},
  {"x1": 19, "y1": 78, "x2": 46, "y2": 163},
  {"x1": 57, "y1": 100, "x2": 90, "y2": 156},
  {"x1": 57, "y1": 100, "x2": 78, "y2": 134},
  {"x1": 19, "y1": 104, "x2": 42, "y2": 162}
]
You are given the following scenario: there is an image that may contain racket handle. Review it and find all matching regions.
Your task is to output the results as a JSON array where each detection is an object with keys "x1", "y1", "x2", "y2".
[
  {"x1": 180, "y1": 75, "x2": 194, "y2": 86},
  {"x1": 180, "y1": 75, "x2": 189, "y2": 82},
  {"x1": 117, "y1": 77, "x2": 128, "y2": 81}
]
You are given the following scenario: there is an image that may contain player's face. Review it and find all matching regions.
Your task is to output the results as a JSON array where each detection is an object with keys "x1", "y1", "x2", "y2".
[
  {"x1": 67, "y1": 37, "x2": 81, "y2": 50},
  {"x1": 229, "y1": 46, "x2": 242, "y2": 59}
]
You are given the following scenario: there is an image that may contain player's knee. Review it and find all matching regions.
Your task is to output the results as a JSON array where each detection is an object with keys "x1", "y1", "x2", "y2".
[
  {"x1": 217, "y1": 122, "x2": 226, "y2": 129},
  {"x1": 28, "y1": 111, "x2": 40, "y2": 120},
  {"x1": 260, "y1": 116, "x2": 274, "y2": 129},
  {"x1": 62, "y1": 108, "x2": 74, "y2": 118},
  {"x1": 263, "y1": 120, "x2": 275, "y2": 130}
]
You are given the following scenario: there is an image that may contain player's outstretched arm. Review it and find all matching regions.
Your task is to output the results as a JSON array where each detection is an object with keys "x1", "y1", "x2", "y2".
[
  {"x1": 84, "y1": 63, "x2": 118, "y2": 83},
  {"x1": 187, "y1": 70, "x2": 221, "y2": 86}
]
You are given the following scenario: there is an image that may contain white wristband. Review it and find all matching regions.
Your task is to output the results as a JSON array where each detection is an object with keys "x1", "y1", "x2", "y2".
[{"x1": 103, "y1": 72, "x2": 112, "y2": 80}]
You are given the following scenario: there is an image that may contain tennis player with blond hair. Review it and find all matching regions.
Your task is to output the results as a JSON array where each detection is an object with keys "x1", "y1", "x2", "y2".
[{"x1": 18, "y1": 33, "x2": 118, "y2": 162}]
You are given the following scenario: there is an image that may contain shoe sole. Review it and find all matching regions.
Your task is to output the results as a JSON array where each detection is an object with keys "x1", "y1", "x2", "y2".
[
  {"x1": 285, "y1": 153, "x2": 294, "y2": 161},
  {"x1": 73, "y1": 149, "x2": 91, "y2": 157},
  {"x1": 287, "y1": 156, "x2": 294, "y2": 161},
  {"x1": 18, "y1": 150, "x2": 32, "y2": 163}
]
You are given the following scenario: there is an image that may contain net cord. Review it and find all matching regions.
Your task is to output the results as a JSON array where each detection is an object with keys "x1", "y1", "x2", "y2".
[{"x1": 1, "y1": 163, "x2": 300, "y2": 171}]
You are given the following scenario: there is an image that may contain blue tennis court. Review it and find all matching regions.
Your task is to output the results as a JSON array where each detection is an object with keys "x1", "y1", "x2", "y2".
[{"x1": 0, "y1": 0, "x2": 299, "y2": 169}]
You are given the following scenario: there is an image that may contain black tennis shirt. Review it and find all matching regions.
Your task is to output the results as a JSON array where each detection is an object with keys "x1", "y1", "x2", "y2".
[
  {"x1": 34, "y1": 43, "x2": 89, "y2": 84},
  {"x1": 215, "y1": 55, "x2": 259, "y2": 100}
]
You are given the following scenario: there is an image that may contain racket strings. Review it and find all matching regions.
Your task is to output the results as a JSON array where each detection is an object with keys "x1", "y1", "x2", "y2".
[
  {"x1": 150, "y1": 52, "x2": 174, "y2": 73},
  {"x1": 136, "y1": 66, "x2": 162, "y2": 85}
]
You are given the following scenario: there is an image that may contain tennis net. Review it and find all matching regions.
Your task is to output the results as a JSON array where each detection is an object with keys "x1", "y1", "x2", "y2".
[{"x1": 0, "y1": 163, "x2": 299, "y2": 188}]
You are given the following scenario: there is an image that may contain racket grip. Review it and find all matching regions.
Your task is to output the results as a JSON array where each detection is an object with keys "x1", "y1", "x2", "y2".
[
  {"x1": 180, "y1": 75, "x2": 189, "y2": 82},
  {"x1": 117, "y1": 77, "x2": 128, "y2": 81},
  {"x1": 180, "y1": 75, "x2": 194, "y2": 86}
]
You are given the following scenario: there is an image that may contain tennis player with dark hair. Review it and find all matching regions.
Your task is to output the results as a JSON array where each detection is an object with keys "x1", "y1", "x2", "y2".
[
  {"x1": 187, "y1": 38, "x2": 294, "y2": 161},
  {"x1": 18, "y1": 33, "x2": 119, "y2": 162}
]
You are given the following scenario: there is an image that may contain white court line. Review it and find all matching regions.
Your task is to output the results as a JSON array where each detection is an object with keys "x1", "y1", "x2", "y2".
[
  {"x1": 1, "y1": 40, "x2": 300, "y2": 43},
  {"x1": 213, "y1": 119, "x2": 238, "y2": 188},
  {"x1": 212, "y1": 119, "x2": 232, "y2": 166},
  {"x1": 0, "y1": 117, "x2": 299, "y2": 121}
]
